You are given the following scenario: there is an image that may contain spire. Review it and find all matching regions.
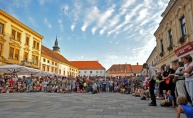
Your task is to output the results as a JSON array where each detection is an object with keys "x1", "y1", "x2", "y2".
[
  {"x1": 53, "y1": 36, "x2": 60, "y2": 53},
  {"x1": 55, "y1": 36, "x2": 58, "y2": 47}
]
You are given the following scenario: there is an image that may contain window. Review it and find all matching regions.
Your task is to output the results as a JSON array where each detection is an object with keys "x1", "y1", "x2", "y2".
[
  {"x1": 12, "y1": 29, "x2": 16, "y2": 40},
  {"x1": 47, "y1": 66, "x2": 49, "y2": 71},
  {"x1": 0, "y1": 43, "x2": 2, "y2": 56},
  {"x1": 180, "y1": 15, "x2": 187, "y2": 36},
  {"x1": 59, "y1": 69, "x2": 61, "y2": 74},
  {"x1": 96, "y1": 71, "x2": 98, "y2": 73},
  {"x1": 0, "y1": 23, "x2": 4, "y2": 34},
  {"x1": 79, "y1": 71, "x2": 81, "y2": 73},
  {"x1": 35, "y1": 56, "x2": 38, "y2": 65},
  {"x1": 33, "y1": 41, "x2": 36, "y2": 48},
  {"x1": 14, "y1": 49, "x2": 19, "y2": 60},
  {"x1": 36, "y1": 42, "x2": 39, "y2": 50},
  {"x1": 168, "y1": 29, "x2": 173, "y2": 46},
  {"x1": 55, "y1": 68, "x2": 57, "y2": 73},
  {"x1": 43, "y1": 65, "x2": 45, "y2": 71},
  {"x1": 52, "y1": 62, "x2": 54, "y2": 65},
  {"x1": 9, "y1": 47, "x2": 14, "y2": 59},
  {"x1": 63, "y1": 71, "x2": 65, "y2": 75},
  {"x1": 33, "y1": 40, "x2": 40, "y2": 50},
  {"x1": 17, "y1": 32, "x2": 21, "y2": 41},
  {"x1": 90, "y1": 71, "x2": 92, "y2": 73},
  {"x1": 52, "y1": 67, "x2": 54, "y2": 72},
  {"x1": 25, "y1": 36, "x2": 29, "y2": 45},
  {"x1": 24, "y1": 52, "x2": 28, "y2": 61},
  {"x1": 11, "y1": 29, "x2": 21, "y2": 41},
  {"x1": 160, "y1": 40, "x2": 164, "y2": 52},
  {"x1": 43, "y1": 58, "x2": 46, "y2": 62},
  {"x1": 47, "y1": 60, "x2": 49, "y2": 63},
  {"x1": 84, "y1": 71, "x2": 86, "y2": 73},
  {"x1": 32, "y1": 55, "x2": 35, "y2": 63},
  {"x1": 55, "y1": 63, "x2": 57, "y2": 66},
  {"x1": 100, "y1": 71, "x2": 102, "y2": 73}
]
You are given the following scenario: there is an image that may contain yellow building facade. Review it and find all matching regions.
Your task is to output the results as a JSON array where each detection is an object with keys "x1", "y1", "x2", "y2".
[
  {"x1": 41, "y1": 41, "x2": 78, "y2": 77},
  {"x1": 154, "y1": 0, "x2": 193, "y2": 70},
  {"x1": 146, "y1": 47, "x2": 159, "y2": 70},
  {"x1": 0, "y1": 10, "x2": 43, "y2": 69}
]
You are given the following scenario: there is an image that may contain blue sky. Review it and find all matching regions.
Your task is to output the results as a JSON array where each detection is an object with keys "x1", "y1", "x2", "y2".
[{"x1": 0, "y1": 0, "x2": 169, "y2": 69}]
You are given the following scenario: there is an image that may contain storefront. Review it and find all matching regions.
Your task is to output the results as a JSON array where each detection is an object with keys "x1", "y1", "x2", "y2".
[{"x1": 174, "y1": 42, "x2": 193, "y2": 60}]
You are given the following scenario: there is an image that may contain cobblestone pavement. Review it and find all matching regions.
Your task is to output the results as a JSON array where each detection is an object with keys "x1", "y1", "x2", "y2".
[{"x1": 0, "y1": 93, "x2": 186, "y2": 118}]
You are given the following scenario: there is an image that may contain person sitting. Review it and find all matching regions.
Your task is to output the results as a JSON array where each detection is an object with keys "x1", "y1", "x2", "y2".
[
  {"x1": 160, "y1": 90, "x2": 175, "y2": 107},
  {"x1": 120, "y1": 86, "x2": 125, "y2": 94},
  {"x1": 140, "y1": 86, "x2": 149, "y2": 100},
  {"x1": 133, "y1": 85, "x2": 142, "y2": 97},
  {"x1": 176, "y1": 96, "x2": 193, "y2": 118}
]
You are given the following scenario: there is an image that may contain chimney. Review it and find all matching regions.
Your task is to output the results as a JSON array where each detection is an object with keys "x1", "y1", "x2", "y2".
[{"x1": 137, "y1": 62, "x2": 139, "y2": 65}]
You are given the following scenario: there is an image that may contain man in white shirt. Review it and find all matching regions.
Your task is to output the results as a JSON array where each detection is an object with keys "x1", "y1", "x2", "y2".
[
  {"x1": 143, "y1": 63, "x2": 157, "y2": 106},
  {"x1": 92, "y1": 81, "x2": 97, "y2": 94}
]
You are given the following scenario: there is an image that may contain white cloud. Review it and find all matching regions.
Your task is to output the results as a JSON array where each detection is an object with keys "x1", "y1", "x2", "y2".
[
  {"x1": 44, "y1": 18, "x2": 52, "y2": 29},
  {"x1": 58, "y1": 19, "x2": 63, "y2": 32},
  {"x1": 13, "y1": 0, "x2": 31, "y2": 8},
  {"x1": 107, "y1": 4, "x2": 143, "y2": 36},
  {"x1": 38, "y1": 0, "x2": 45, "y2": 6},
  {"x1": 29, "y1": 17, "x2": 38, "y2": 27},
  {"x1": 92, "y1": 27, "x2": 97, "y2": 35},
  {"x1": 81, "y1": 6, "x2": 99, "y2": 32},
  {"x1": 81, "y1": 4, "x2": 115, "y2": 32},
  {"x1": 99, "y1": 27, "x2": 107, "y2": 35},
  {"x1": 81, "y1": 23, "x2": 88, "y2": 32},
  {"x1": 38, "y1": 0, "x2": 55, "y2": 6},
  {"x1": 61, "y1": 4, "x2": 69, "y2": 15},
  {"x1": 71, "y1": 24, "x2": 76, "y2": 31},
  {"x1": 136, "y1": 8, "x2": 149, "y2": 22},
  {"x1": 97, "y1": 4, "x2": 115, "y2": 27}
]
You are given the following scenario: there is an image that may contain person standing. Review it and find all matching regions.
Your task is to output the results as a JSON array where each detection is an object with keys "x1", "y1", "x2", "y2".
[
  {"x1": 182, "y1": 55, "x2": 193, "y2": 105},
  {"x1": 143, "y1": 63, "x2": 157, "y2": 106}
]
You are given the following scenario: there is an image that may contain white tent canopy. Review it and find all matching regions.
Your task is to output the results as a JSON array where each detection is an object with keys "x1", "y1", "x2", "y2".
[{"x1": 0, "y1": 65, "x2": 64, "y2": 77}]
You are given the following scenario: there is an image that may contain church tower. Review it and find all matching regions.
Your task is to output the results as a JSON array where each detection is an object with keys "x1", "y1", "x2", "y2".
[{"x1": 53, "y1": 36, "x2": 60, "y2": 53}]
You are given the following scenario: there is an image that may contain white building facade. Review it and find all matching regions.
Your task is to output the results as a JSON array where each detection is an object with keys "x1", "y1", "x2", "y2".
[
  {"x1": 78, "y1": 69, "x2": 105, "y2": 76},
  {"x1": 70, "y1": 61, "x2": 106, "y2": 77}
]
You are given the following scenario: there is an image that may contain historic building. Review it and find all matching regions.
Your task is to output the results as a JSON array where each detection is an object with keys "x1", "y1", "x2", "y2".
[
  {"x1": 154, "y1": 0, "x2": 193, "y2": 70},
  {"x1": 70, "y1": 61, "x2": 106, "y2": 76},
  {"x1": 40, "y1": 37, "x2": 78, "y2": 77},
  {"x1": 107, "y1": 63, "x2": 142, "y2": 76},
  {"x1": 0, "y1": 9, "x2": 43, "y2": 69},
  {"x1": 146, "y1": 47, "x2": 159, "y2": 70}
]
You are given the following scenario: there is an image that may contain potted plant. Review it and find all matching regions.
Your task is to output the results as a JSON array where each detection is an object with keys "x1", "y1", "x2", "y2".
[
  {"x1": 179, "y1": 35, "x2": 186, "y2": 44},
  {"x1": 167, "y1": 45, "x2": 173, "y2": 51},
  {"x1": 159, "y1": 52, "x2": 164, "y2": 57}
]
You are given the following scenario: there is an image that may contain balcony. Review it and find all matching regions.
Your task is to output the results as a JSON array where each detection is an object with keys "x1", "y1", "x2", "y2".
[
  {"x1": 21, "y1": 60, "x2": 33, "y2": 67},
  {"x1": 159, "y1": 52, "x2": 164, "y2": 57},
  {"x1": 167, "y1": 45, "x2": 173, "y2": 51},
  {"x1": 178, "y1": 35, "x2": 186, "y2": 44}
]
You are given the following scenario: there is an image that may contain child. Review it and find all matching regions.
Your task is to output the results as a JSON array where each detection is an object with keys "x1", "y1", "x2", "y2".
[
  {"x1": 163, "y1": 90, "x2": 167, "y2": 100},
  {"x1": 176, "y1": 96, "x2": 193, "y2": 118},
  {"x1": 155, "y1": 77, "x2": 160, "y2": 99},
  {"x1": 106, "y1": 80, "x2": 109, "y2": 93},
  {"x1": 160, "y1": 90, "x2": 175, "y2": 107}
]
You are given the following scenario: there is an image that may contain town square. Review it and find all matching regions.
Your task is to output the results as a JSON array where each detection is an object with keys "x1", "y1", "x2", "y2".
[{"x1": 0, "y1": 0, "x2": 193, "y2": 118}]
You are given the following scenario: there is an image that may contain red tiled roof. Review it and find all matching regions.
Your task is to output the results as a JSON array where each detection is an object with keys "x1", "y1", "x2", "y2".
[
  {"x1": 70, "y1": 61, "x2": 105, "y2": 70},
  {"x1": 131, "y1": 65, "x2": 143, "y2": 73},
  {"x1": 107, "y1": 64, "x2": 132, "y2": 73},
  {"x1": 41, "y1": 45, "x2": 72, "y2": 66},
  {"x1": 107, "y1": 64, "x2": 142, "y2": 74}
]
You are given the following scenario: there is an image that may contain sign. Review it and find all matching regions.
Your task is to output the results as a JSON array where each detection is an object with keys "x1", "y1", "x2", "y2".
[{"x1": 174, "y1": 42, "x2": 193, "y2": 57}]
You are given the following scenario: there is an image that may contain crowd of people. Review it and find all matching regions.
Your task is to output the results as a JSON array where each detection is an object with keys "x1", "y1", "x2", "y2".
[
  {"x1": 142, "y1": 55, "x2": 193, "y2": 118},
  {"x1": 0, "y1": 74, "x2": 143, "y2": 94},
  {"x1": 1, "y1": 55, "x2": 193, "y2": 118}
]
